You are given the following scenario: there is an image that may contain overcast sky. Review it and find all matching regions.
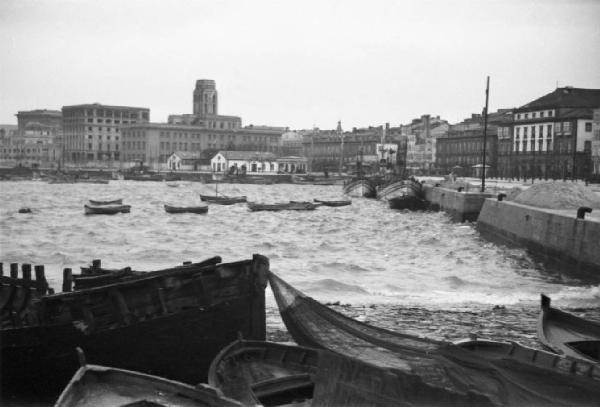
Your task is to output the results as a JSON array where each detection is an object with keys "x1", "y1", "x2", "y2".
[{"x1": 1, "y1": 0, "x2": 599, "y2": 130}]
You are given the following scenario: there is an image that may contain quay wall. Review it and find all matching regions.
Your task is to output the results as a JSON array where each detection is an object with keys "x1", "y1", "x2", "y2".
[
  {"x1": 423, "y1": 185, "x2": 493, "y2": 222},
  {"x1": 477, "y1": 199, "x2": 600, "y2": 275}
]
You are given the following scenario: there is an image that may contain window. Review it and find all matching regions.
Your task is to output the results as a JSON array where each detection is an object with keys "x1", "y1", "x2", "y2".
[
  {"x1": 531, "y1": 126, "x2": 536, "y2": 138},
  {"x1": 88, "y1": 127, "x2": 92, "y2": 131},
  {"x1": 563, "y1": 122, "x2": 571, "y2": 133},
  {"x1": 523, "y1": 127, "x2": 528, "y2": 137},
  {"x1": 88, "y1": 135, "x2": 92, "y2": 139},
  {"x1": 533, "y1": 112, "x2": 537, "y2": 118},
  {"x1": 548, "y1": 111, "x2": 553, "y2": 117},
  {"x1": 517, "y1": 114, "x2": 521, "y2": 120},
  {"x1": 525, "y1": 113, "x2": 529, "y2": 119},
  {"x1": 585, "y1": 122, "x2": 592, "y2": 132},
  {"x1": 540, "y1": 112, "x2": 544, "y2": 118},
  {"x1": 516, "y1": 127, "x2": 520, "y2": 138},
  {"x1": 555, "y1": 123, "x2": 562, "y2": 133},
  {"x1": 547, "y1": 124, "x2": 552, "y2": 136}
]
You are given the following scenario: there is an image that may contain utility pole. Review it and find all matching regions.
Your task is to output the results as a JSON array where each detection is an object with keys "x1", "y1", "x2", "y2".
[{"x1": 481, "y1": 76, "x2": 490, "y2": 192}]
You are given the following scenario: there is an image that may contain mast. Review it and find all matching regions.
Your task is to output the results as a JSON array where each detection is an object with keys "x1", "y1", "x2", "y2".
[
  {"x1": 481, "y1": 76, "x2": 490, "y2": 192},
  {"x1": 337, "y1": 121, "x2": 343, "y2": 176}
]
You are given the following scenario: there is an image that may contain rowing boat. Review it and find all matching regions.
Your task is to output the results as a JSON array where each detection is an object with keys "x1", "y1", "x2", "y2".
[
  {"x1": 247, "y1": 201, "x2": 319, "y2": 212},
  {"x1": 200, "y1": 195, "x2": 247, "y2": 205},
  {"x1": 164, "y1": 204, "x2": 209, "y2": 214},
  {"x1": 538, "y1": 294, "x2": 600, "y2": 364},
  {"x1": 268, "y1": 272, "x2": 600, "y2": 406},
  {"x1": 88, "y1": 199, "x2": 122, "y2": 206},
  {"x1": 84, "y1": 204, "x2": 130, "y2": 215},
  {"x1": 313, "y1": 198, "x2": 352, "y2": 207},
  {"x1": 2, "y1": 255, "x2": 269, "y2": 398},
  {"x1": 56, "y1": 350, "x2": 242, "y2": 407}
]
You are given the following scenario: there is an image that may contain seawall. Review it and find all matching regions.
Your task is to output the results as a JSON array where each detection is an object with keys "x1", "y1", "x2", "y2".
[
  {"x1": 477, "y1": 199, "x2": 600, "y2": 276},
  {"x1": 423, "y1": 185, "x2": 494, "y2": 222}
]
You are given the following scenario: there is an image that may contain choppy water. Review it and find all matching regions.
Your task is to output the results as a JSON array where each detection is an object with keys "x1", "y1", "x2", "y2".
[{"x1": 2, "y1": 180, "x2": 599, "y2": 344}]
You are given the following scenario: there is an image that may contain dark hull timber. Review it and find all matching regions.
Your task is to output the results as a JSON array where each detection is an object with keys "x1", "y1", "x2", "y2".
[
  {"x1": 342, "y1": 178, "x2": 376, "y2": 198},
  {"x1": 84, "y1": 204, "x2": 130, "y2": 215},
  {"x1": 268, "y1": 272, "x2": 600, "y2": 406},
  {"x1": 200, "y1": 195, "x2": 247, "y2": 205},
  {"x1": 1, "y1": 255, "x2": 269, "y2": 398},
  {"x1": 376, "y1": 179, "x2": 422, "y2": 200},
  {"x1": 538, "y1": 294, "x2": 600, "y2": 364},
  {"x1": 88, "y1": 199, "x2": 122, "y2": 206},
  {"x1": 247, "y1": 201, "x2": 318, "y2": 211},
  {"x1": 313, "y1": 198, "x2": 352, "y2": 207},
  {"x1": 164, "y1": 204, "x2": 208, "y2": 214},
  {"x1": 388, "y1": 195, "x2": 429, "y2": 211},
  {"x1": 55, "y1": 360, "x2": 242, "y2": 406}
]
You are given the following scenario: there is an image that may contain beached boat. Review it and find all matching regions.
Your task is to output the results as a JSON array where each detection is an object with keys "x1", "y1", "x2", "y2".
[
  {"x1": 84, "y1": 204, "x2": 131, "y2": 215},
  {"x1": 55, "y1": 351, "x2": 242, "y2": 407},
  {"x1": 200, "y1": 194, "x2": 247, "y2": 205},
  {"x1": 1, "y1": 254, "x2": 269, "y2": 397},
  {"x1": 88, "y1": 198, "x2": 122, "y2": 206},
  {"x1": 164, "y1": 204, "x2": 208, "y2": 214},
  {"x1": 247, "y1": 201, "x2": 319, "y2": 212},
  {"x1": 342, "y1": 178, "x2": 376, "y2": 198},
  {"x1": 538, "y1": 294, "x2": 600, "y2": 364},
  {"x1": 268, "y1": 272, "x2": 600, "y2": 406},
  {"x1": 208, "y1": 339, "x2": 318, "y2": 406},
  {"x1": 313, "y1": 198, "x2": 352, "y2": 207}
]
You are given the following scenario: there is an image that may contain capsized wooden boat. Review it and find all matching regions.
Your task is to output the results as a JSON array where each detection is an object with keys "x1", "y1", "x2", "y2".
[
  {"x1": 55, "y1": 352, "x2": 242, "y2": 407},
  {"x1": 208, "y1": 339, "x2": 318, "y2": 406},
  {"x1": 342, "y1": 178, "x2": 376, "y2": 198},
  {"x1": 538, "y1": 294, "x2": 600, "y2": 364},
  {"x1": 247, "y1": 201, "x2": 318, "y2": 212},
  {"x1": 88, "y1": 199, "x2": 123, "y2": 206},
  {"x1": 200, "y1": 195, "x2": 247, "y2": 205},
  {"x1": 313, "y1": 198, "x2": 352, "y2": 207},
  {"x1": 268, "y1": 272, "x2": 600, "y2": 406},
  {"x1": 84, "y1": 204, "x2": 130, "y2": 215},
  {"x1": 74, "y1": 256, "x2": 223, "y2": 290},
  {"x1": 1, "y1": 255, "x2": 269, "y2": 398},
  {"x1": 164, "y1": 204, "x2": 208, "y2": 214}
]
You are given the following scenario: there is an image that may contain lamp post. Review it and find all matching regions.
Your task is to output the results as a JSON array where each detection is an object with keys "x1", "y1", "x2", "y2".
[
  {"x1": 481, "y1": 76, "x2": 490, "y2": 192},
  {"x1": 337, "y1": 121, "x2": 344, "y2": 176}
]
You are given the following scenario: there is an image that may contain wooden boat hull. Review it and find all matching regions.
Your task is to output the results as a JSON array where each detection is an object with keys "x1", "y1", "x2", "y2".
[
  {"x1": 88, "y1": 199, "x2": 122, "y2": 206},
  {"x1": 164, "y1": 204, "x2": 208, "y2": 214},
  {"x1": 1, "y1": 255, "x2": 269, "y2": 398},
  {"x1": 247, "y1": 201, "x2": 318, "y2": 211},
  {"x1": 342, "y1": 179, "x2": 376, "y2": 198},
  {"x1": 388, "y1": 195, "x2": 428, "y2": 211},
  {"x1": 376, "y1": 179, "x2": 422, "y2": 200},
  {"x1": 268, "y1": 272, "x2": 600, "y2": 406},
  {"x1": 84, "y1": 204, "x2": 130, "y2": 215},
  {"x1": 56, "y1": 362, "x2": 242, "y2": 406},
  {"x1": 538, "y1": 294, "x2": 600, "y2": 364},
  {"x1": 314, "y1": 199, "x2": 352, "y2": 207},
  {"x1": 200, "y1": 195, "x2": 247, "y2": 205}
]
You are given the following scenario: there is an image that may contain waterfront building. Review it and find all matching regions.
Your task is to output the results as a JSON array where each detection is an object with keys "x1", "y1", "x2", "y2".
[
  {"x1": 276, "y1": 156, "x2": 308, "y2": 173},
  {"x1": 435, "y1": 110, "x2": 512, "y2": 177},
  {"x1": 592, "y1": 108, "x2": 600, "y2": 179},
  {"x1": 510, "y1": 87, "x2": 600, "y2": 180},
  {"x1": 210, "y1": 150, "x2": 278, "y2": 174},
  {"x1": 399, "y1": 115, "x2": 449, "y2": 174},
  {"x1": 62, "y1": 103, "x2": 150, "y2": 167},
  {"x1": 166, "y1": 151, "x2": 202, "y2": 171},
  {"x1": 281, "y1": 131, "x2": 304, "y2": 156}
]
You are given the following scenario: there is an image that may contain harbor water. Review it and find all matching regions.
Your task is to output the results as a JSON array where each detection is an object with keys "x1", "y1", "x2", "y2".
[{"x1": 2, "y1": 180, "x2": 599, "y2": 348}]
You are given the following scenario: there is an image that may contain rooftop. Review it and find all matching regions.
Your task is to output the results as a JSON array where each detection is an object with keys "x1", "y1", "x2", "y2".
[
  {"x1": 517, "y1": 87, "x2": 600, "y2": 111},
  {"x1": 218, "y1": 150, "x2": 278, "y2": 160}
]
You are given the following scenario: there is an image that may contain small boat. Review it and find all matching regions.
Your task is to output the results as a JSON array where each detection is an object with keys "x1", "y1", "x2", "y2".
[
  {"x1": 342, "y1": 178, "x2": 376, "y2": 198},
  {"x1": 1, "y1": 254, "x2": 270, "y2": 397},
  {"x1": 388, "y1": 195, "x2": 428, "y2": 211},
  {"x1": 88, "y1": 199, "x2": 123, "y2": 206},
  {"x1": 208, "y1": 339, "x2": 318, "y2": 406},
  {"x1": 313, "y1": 198, "x2": 351, "y2": 207},
  {"x1": 200, "y1": 195, "x2": 247, "y2": 205},
  {"x1": 76, "y1": 179, "x2": 109, "y2": 184},
  {"x1": 56, "y1": 350, "x2": 242, "y2": 407},
  {"x1": 538, "y1": 294, "x2": 600, "y2": 364},
  {"x1": 376, "y1": 178, "x2": 422, "y2": 200},
  {"x1": 268, "y1": 272, "x2": 600, "y2": 406},
  {"x1": 247, "y1": 201, "x2": 319, "y2": 212},
  {"x1": 164, "y1": 204, "x2": 208, "y2": 214},
  {"x1": 84, "y1": 204, "x2": 130, "y2": 215}
]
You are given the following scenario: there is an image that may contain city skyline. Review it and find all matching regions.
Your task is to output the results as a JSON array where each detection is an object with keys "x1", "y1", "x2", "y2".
[{"x1": 1, "y1": 0, "x2": 599, "y2": 129}]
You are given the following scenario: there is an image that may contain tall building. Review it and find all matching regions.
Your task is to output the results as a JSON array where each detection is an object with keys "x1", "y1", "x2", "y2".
[
  {"x1": 193, "y1": 79, "x2": 218, "y2": 115},
  {"x1": 62, "y1": 103, "x2": 149, "y2": 165}
]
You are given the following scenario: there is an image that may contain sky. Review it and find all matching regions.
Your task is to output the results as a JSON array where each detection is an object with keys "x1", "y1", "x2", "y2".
[{"x1": 1, "y1": 0, "x2": 599, "y2": 130}]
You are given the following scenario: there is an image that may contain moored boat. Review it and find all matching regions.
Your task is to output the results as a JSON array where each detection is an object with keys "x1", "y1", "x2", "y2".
[
  {"x1": 538, "y1": 294, "x2": 600, "y2": 364},
  {"x1": 313, "y1": 198, "x2": 352, "y2": 207},
  {"x1": 1, "y1": 254, "x2": 269, "y2": 398},
  {"x1": 247, "y1": 201, "x2": 319, "y2": 212},
  {"x1": 200, "y1": 195, "x2": 247, "y2": 205},
  {"x1": 164, "y1": 204, "x2": 208, "y2": 214},
  {"x1": 56, "y1": 351, "x2": 242, "y2": 407},
  {"x1": 88, "y1": 198, "x2": 123, "y2": 206},
  {"x1": 376, "y1": 178, "x2": 422, "y2": 200},
  {"x1": 342, "y1": 178, "x2": 376, "y2": 198},
  {"x1": 84, "y1": 204, "x2": 130, "y2": 215},
  {"x1": 268, "y1": 272, "x2": 600, "y2": 406}
]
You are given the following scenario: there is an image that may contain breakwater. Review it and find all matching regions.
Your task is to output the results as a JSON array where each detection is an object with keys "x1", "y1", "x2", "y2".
[{"x1": 422, "y1": 185, "x2": 493, "y2": 222}]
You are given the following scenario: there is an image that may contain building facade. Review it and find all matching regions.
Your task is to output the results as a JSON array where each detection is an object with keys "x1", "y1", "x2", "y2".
[
  {"x1": 399, "y1": 115, "x2": 449, "y2": 173},
  {"x1": 62, "y1": 103, "x2": 150, "y2": 167},
  {"x1": 592, "y1": 108, "x2": 600, "y2": 178}
]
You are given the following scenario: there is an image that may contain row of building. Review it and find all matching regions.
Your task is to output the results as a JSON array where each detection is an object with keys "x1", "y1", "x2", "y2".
[{"x1": 2, "y1": 81, "x2": 600, "y2": 180}]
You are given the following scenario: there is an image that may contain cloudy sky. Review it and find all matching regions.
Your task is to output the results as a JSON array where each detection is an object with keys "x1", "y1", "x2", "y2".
[{"x1": 1, "y1": 0, "x2": 599, "y2": 130}]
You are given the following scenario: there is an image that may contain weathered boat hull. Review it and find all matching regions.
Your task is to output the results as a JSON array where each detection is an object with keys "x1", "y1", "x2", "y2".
[
  {"x1": 84, "y1": 204, "x2": 130, "y2": 215},
  {"x1": 1, "y1": 255, "x2": 269, "y2": 398},
  {"x1": 376, "y1": 179, "x2": 422, "y2": 200},
  {"x1": 164, "y1": 204, "x2": 208, "y2": 214},
  {"x1": 200, "y1": 195, "x2": 247, "y2": 205},
  {"x1": 56, "y1": 361, "x2": 242, "y2": 407},
  {"x1": 88, "y1": 199, "x2": 122, "y2": 206},
  {"x1": 342, "y1": 179, "x2": 376, "y2": 198},
  {"x1": 313, "y1": 199, "x2": 352, "y2": 207},
  {"x1": 247, "y1": 201, "x2": 318, "y2": 211},
  {"x1": 538, "y1": 294, "x2": 600, "y2": 364},
  {"x1": 388, "y1": 195, "x2": 428, "y2": 211}
]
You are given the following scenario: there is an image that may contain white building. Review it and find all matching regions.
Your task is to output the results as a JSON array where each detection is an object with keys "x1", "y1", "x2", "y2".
[
  {"x1": 210, "y1": 151, "x2": 279, "y2": 174},
  {"x1": 166, "y1": 151, "x2": 201, "y2": 171},
  {"x1": 592, "y1": 108, "x2": 600, "y2": 176}
]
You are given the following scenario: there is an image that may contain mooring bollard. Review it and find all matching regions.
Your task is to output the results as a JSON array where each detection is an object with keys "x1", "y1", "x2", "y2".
[
  {"x1": 92, "y1": 259, "x2": 101, "y2": 269},
  {"x1": 497, "y1": 193, "x2": 506, "y2": 201},
  {"x1": 0, "y1": 262, "x2": 3, "y2": 276},
  {"x1": 35, "y1": 265, "x2": 47, "y2": 294},
  {"x1": 63, "y1": 268, "x2": 73, "y2": 292},
  {"x1": 576, "y1": 206, "x2": 592, "y2": 219},
  {"x1": 22, "y1": 264, "x2": 32, "y2": 280},
  {"x1": 10, "y1": 263, "x2": 19, "y2": 279}
]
